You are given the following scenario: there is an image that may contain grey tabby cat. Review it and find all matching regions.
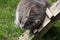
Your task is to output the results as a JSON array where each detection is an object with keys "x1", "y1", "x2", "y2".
[{"x1": 15, "y1": 0, "x2": 50, "y2": 33}]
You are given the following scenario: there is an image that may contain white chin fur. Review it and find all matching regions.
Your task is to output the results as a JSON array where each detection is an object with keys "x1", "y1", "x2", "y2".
[
  {"x1": 20, "y1": 24, "x2": 24, "y2": 28},
  {"x1": 15, "y1": 20, "x2": 24, "y2": 30},
  {"x1": 20, "y1": 24, "x2": 24, "y2": 30}
]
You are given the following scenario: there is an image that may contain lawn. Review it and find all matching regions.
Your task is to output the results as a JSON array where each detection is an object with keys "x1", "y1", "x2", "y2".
[
  {"x1": 0, "y1": 0, "x2": 60, "y2": 40},
  {"x1": 0, "y1": 0, "x2": 24, "y2": 40}
]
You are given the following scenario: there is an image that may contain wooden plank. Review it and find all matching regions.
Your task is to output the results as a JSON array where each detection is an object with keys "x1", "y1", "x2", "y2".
[
  {"x1": 50, "y1": 0, "x2": 60, "y2": 16},
  {"x1": 19, "y1": 0, "x2": 60, "y2": 40},
  {"x1": 46, "y1": 8, "x2": 53, "y2": 18},
  {"x1": 46, "y1": 0, "x2": 60, "y2": 18},
  {"x1": 19, "y1": 30, "x2": 34, "y2": 40}
]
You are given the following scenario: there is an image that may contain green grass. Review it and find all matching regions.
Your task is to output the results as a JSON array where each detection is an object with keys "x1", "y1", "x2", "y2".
[
  {"x1": 0, "y1": 0, "x2": 24, "y2": 40},
  {"x1": 0, "y1": 0, "x2": 60, "y2": 40}
]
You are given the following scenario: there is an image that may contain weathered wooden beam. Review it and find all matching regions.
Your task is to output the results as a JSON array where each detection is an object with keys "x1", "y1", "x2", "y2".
[
  {"x1": 49, "y1": 0, "x2": 60, "y2": 16},
  {"x1": 19, "y1": 0, "x2": 60, "y2": 40},
  {"x1": 19, "y1": 30, "x2": 34, "y2": 40}
]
